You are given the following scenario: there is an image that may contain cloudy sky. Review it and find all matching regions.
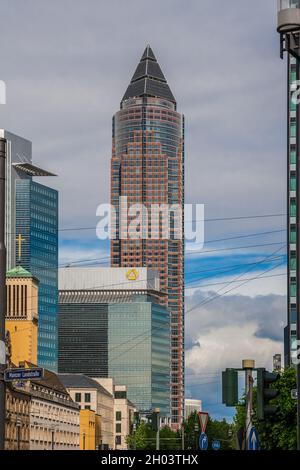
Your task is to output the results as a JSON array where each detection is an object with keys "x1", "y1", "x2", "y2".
[{"x1": 0, "y1": 0, "x2": 288, "y2": 420}]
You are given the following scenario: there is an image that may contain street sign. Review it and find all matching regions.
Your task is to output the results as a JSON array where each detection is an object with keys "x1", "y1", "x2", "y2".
[
  {"x1": 198, "y1": 411, "x2": 209, "y2": 433},
  {"x1": 212, "y1": 440, "x2": 221, "y2": 450},
  {"x1": 291, "y1": 389, "x2": 298, "y2": 400},
  {"x1": 248, "y1": 427, "x2": 259, "y2": 451},
  {"x1": 4, "y1": 367, "x2": 44, "y2": 382},
  {"x1": 199, "y1": 432, "x2": 208, "y2": 451}
]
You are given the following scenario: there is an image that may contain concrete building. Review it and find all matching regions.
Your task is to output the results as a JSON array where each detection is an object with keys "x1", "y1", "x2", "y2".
[
  {"x1": 79, "y1": 409, "x2": 101, "y2": 450},
  {"x1": 13, "y1": 366, "x2": 81, "y2": 450},
  {"x1": 110, "y1": 45, "x2": 185, "y2": 428},
  {"x1": 184, "y1": 399, "x2": 202, "y2": 419},
  {"x1": 95, "y1": 379, "x2": 136, "y2": 450},
  {"x1": 59, "y1": 374, "x2": 114, "y2": 450},
  {"x1": 58, "y1": 267, "x2": 171, "y2": 417},
  {"x1": 6, "y1": 266, "x2": 39, "y2": 365},
  {"x1": 0, "y1": 129, "x2": 58, "y2": 371},
  {"x1": 5, "y1": 384, "x2": 31, "y2": 450}
]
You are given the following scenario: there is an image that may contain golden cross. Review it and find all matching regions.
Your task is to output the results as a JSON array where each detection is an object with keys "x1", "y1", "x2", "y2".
[{"x1": 16, "y1": 234, "x2": 25, "y2": 262}]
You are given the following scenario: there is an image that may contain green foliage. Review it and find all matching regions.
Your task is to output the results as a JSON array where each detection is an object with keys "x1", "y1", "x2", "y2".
[
  {"x1": 126, "y1": 421, "x2": 180, "y2": 450},
  {"x1": 182, "y1": 411, "x2": 235, "y2": 450},
  {"x1": 233, "y1": 367, "x2": 297, "y2": 450}
]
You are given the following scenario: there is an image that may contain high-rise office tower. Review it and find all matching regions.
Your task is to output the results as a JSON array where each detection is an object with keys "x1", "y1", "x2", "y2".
[
  {"x1": 110, "y1": 46, "x2": 184, "y2": 427},
  {"x1": 0, "y1": 130, "x2": 58, "y2": 371},
  {"x1": 285, "y1": 54, "x2": 298, "y2": 366},
  {"x1": 16, "y1": 179, "x2": 58, "y2": 370},
  {"x1": 58, "y1": 267, "x2": 171, "y2": 417}
]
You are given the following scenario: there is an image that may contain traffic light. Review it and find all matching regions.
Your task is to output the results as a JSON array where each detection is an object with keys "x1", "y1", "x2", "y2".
[
  {"x1": 222, "y1": 368, "x2": 238, "y2": 406},
  {"x1": 149, "y1": 411, "x2": 159, "y2": 432},
  {"x1": 257, "y1": 368, "x2": 280, "y2": 421},
  {"x1": 133, "y1": 412, "x2": 140, "y2": 432}
]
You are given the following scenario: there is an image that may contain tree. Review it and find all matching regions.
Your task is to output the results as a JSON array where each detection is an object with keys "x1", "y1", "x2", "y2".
[
  {"x1": 233, "y1": 367, "x2": 297, "y2": 450},
  {"x1": 182, "y1": 411, "x2": 235, "y2": 450},
  {"x1": 126, "y1": 421, "x2": 149, "y2": 450},
  {"x1": 126, "y1": 421, "x2": 180, "y2": 450}
]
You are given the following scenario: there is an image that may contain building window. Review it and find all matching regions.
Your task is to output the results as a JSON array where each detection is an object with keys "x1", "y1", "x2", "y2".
[
  {"x1": 115, "y1": 391, "x2": 126, "y2": 399},
  {"x1": 291, "y1": 176, "x2": 297, "y2": 192},
  {"x1": 291, "y1": 121, "x2": 297, "y2": 138},
  {"x1": 116, "y1": 423, "x2": 122, "y2": 433},
  {"x1": 84, "y1": 405, "x2": 91, "y2": 410},
  {"x1": 115, "y1": 436, "x2": 122, "y2": 445},
  {"x1": 290, "y1": 281, "x2": 297, "y2": 298},
  {"x1": 116, "y1": 411, "x2": 122, "y2": 421},
  {"x1": 85, "y1": 393, "x2": 91, "y2": 403},
  {"x1": 290, "y1": 149, "x2": 296, "y2": 164},
  {"x1": 75, "y1": 393, "x2": 81, "y2": 402}
]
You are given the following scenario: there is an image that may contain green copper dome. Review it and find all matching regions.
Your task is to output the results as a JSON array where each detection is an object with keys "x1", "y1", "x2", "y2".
[{"x1": 6, "y1": 266, "x2": 34, "y2": 278}]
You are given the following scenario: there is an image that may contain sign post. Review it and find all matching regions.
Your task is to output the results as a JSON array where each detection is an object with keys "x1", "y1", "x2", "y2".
[{"x1": 198, "y1": 412, "x2": 209, "y2": 451}]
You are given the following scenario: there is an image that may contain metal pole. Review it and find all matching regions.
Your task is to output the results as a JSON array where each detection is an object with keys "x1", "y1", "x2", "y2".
[
  {"x1": 243, "y1": 359, "x2": 254, "y2": 451},
  {"x1": 156, "y1": 412, "x2": 160, "y2": 451},
  {"x1": 0, "y1": 138, "x2": 7, "y2": 451}
]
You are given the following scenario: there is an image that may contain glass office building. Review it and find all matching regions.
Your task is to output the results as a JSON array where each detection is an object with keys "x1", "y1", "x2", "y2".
[
  {"x1": 108, "y1": 296, "x2": 170, "y2": 416},
  {"x1": 58, "y1": 276, "x2": 171, "y2": 417},
  {"x1": 58, "y1": 300, "x2": 109, "y2": 377},
  {"x1": 16, "y1": 179, "x2": 58, "y2": 370},
  {"x1": 285, "y1": 55, "x2": 298, "y2": 366},
  {"x1": 111, "y1": 45, "x2": 184, "y2": 427}
]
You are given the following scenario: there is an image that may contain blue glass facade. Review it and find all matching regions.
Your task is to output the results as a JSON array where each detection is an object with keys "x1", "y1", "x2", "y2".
[
  {"x1": 16, "y1": 179, "x2": 58, "y2": 370},
  {"x1": 108, "y1": 295, "x2": 170, "y2": 417}
]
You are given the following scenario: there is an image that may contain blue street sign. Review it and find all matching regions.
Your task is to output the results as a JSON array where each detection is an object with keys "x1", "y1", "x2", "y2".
[
  {"x1": 212, "y1": 440, "x2": 221, "y2": 451},
  {"x1": 4, "y1": 367, "x2": 44, "y2": 382},
  {"x1": 248, "y1": 427, "x2": 259, "y2": 451},
  {"x1": 199, "y1": 432, "x2": 208, "y2": 451}
]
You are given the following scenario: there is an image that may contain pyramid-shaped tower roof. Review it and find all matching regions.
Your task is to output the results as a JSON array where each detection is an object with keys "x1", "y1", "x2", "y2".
[{"x1": 122, "y1": 45, "x2": 176, "y2": 105}]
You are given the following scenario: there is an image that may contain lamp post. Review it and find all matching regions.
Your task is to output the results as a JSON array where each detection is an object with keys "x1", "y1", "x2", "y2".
[{"x1": 277, "y1": 0, "x2": 300, "y2": 451}]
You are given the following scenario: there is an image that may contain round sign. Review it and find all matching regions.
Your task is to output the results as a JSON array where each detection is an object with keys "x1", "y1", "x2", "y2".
[
  {"x1": 212, "y1": 440, "x2": 221, "y2": 451},
  {"x1": 199, "y1": 432, "x2": 208, "y2": 451}
]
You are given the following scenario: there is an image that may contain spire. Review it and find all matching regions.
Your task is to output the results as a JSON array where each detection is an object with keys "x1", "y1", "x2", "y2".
[{"x1": 122, "y1": 45, "x2": 176, "y2": 104}]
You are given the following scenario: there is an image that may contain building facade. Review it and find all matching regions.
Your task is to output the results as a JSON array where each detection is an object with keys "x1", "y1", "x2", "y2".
[
  {"x1": 16, "y1": 179, "x2": 58, "y2": 371},
  {"x1": 184, "y1": 399, "x2": 202, "y2": 419},
  {"x1": 110, "y1": 45, "x2": 184, "y2": 427},
  {"x1": 285, "y1": 55, "x2": 298, "y2": 366},
  {"x1": 5, "y1": 385, "x2": 31, "y2": 451},
  {"x1": 95, "y1": 379, "x2": 135, "y2": 450},
  {"x1": 79, "y1": 409, "x2": 102, "y2": 450},
  {"x1": 0, "y1": 129, "x2": 58, "y2": 371},
  {"x1": 59, "y1": 374, "x2": 114, "y2": 450},
  {"x1": 0, "y1": 130, "x2": 32, "y2": 270},
  {"x1": 58, "y1": 267, "x2": 171, "y2": 417},
  {"x1": 26, "y1": 368, "x2": 80, "y2": 450},
  {"x1": 6, "y1": 266, "x2": 39, "y2": 365}
]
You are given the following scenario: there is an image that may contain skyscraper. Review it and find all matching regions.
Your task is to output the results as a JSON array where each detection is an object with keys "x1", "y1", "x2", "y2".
[
  {"x1": 16, "y1": 179, "x2": 58, "y2": 370},
  {"x1": 110, "y1": 46, "x2": 184, "y2": 427},
  {"x1": 1, "y1": 130, "x2": 58, "y2": 371},
  {"x1": 58, "y1": 267, "x2": 171, "y2": 417},
  {"x1": 285, "y1": 56, "x2": 297, "y2": 366}
]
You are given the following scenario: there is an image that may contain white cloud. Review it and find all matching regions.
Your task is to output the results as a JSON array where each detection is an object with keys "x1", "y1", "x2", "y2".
[{"x1": 186, "y1": 323, "x2": 282, "y2": 379}]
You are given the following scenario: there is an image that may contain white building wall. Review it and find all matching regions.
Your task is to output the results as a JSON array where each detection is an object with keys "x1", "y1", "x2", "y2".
[
  {"x1": 59, "y1": 267, "x2": 160, "y2": 292},
  {"x1": 30, "y1": 398, "x2": 80, "y2": 450}
]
